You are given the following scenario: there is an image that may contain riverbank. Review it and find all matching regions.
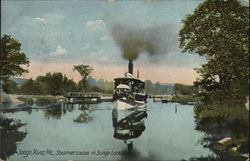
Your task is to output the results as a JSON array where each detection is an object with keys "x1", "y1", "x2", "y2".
[
  {"x1": 0, "y1": 94, "x2": 113, "y2": 109},
  {"x1": 152, "y1": 95, "x2": 200, "y2": 105},
  {"x1": 0, "y1": 94, "x2": 64, "y2": 110},
  {"x1": 171, "y1": 95, "x2": 199, "y2": 104},
  {"x1": 193, "y1": 99, "x2": 249, "y2": 161},
  {"x1": 0, "y1": 95, "x2": 11, "y2": 107}
]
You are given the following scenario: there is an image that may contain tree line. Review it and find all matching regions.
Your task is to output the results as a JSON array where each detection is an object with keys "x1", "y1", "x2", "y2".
[
  {"x1": 4, "y1": 76, "x2": 195, "y2": 96},
  {"x1": 2, "y1": 73, "x2": 116, "y2": 95}
]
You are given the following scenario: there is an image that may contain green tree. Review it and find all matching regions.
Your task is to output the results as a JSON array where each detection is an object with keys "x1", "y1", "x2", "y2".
[
  {"x1": 32, "y1": 81, "x2": 48, "y2": 95},
  {"x1": 73, "y1": 65, "x2": 93, "y2": 91},
  {"x1": 179, "y1": 1, "x2": 249, "y2": 158},
  {"x1": 50, "y1": 72, "x2": 64, "y2": 95},
  {"x1": 35, "y1": 72, "x2": 77, "y2": 95},
  {"x1": 62, "y1": 75, "x2": 77, "y2": 93},
  {"x1": 179, "y1": 0, "x2": 249, "y2": 101},
  {"x1": 153, "y1": 82, "x2": 161, "y2": 95},
  {"x1": 66, "y1": 79, "x2": 78, "y2": 92},
  {"x1": 2, "y1": 80, "x2": 18, "y2": 94},
  {"x1": 36, "y1": 73, "x2": 53, "y2": 94},
  {"x1": 20, "y1": 79, "x2": 34, "y2": 94},
  {"x1": 145, "y1": 80, "x2": 153, "y2": 94},
  {"x1": 174, "y1": 83, "x2": 198, "y2": 95},
  {"x1": 0, "y1": 35, "x2": 30, "y2": 80}
]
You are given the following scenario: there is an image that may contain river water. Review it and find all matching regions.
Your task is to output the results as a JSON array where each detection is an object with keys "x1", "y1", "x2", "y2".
[{"x1": 1, "y1": 99, "x2": 212, "y2": 161}]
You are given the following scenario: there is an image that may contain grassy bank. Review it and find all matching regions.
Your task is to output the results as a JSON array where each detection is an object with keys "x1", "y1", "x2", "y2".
[
  {"x1": 35, "y1": 96, "x2": 58, "y2": 106},
  {"x1": 17, "y1": 96, "x2": 34, "y2": 104},
  {"x1": 16, "y1": 95, "x2": 60, "y2": 106},
  {"x1": 194, "y1": 102, "x2": 249, "y2": 126},
  {"x1": 100, "y1": 93, "x2": 113, "y2": 97},
  {"x1": 194, "y1": 100, "x2": 249, "y2": 159},
  {"x1": 172, "y1": 95, "x2": 199, "y2": 104},
  {"x1": 0, "y1": 95, "x2": 11, "y2": 104}
]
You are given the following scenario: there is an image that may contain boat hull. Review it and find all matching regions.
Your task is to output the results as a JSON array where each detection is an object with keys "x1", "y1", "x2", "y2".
[{"x1": 114, "y1": 99, "x2": 146, "y2": 110}]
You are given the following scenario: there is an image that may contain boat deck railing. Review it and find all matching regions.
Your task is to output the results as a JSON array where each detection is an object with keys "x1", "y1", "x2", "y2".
[{"x1": 64, "y1": 92, "x2": 100, "y2": 98}]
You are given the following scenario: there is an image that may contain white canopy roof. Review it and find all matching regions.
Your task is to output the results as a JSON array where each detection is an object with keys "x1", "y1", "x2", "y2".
[
  {"x1": 124, "y1": 72, "x2": 134, "y2": 78},
  {"x1": 117, "y1": 84, "x2": 130, "y2": 89}
]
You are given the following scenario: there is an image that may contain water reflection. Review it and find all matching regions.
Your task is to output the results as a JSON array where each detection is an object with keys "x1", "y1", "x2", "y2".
[
  {"x1": 0, "y1": 115, "x2": 27, "y2": 160},
  {"x1": 185, "y1": 118, "x2": 250, "y2": 161},
  {"x1": 118, "y1": 149, "x2": 157, "y2": 161},
  {"x1": 78, "y1": 104, "x2": 90, "y2": 111},
  {"x1": 112, "y1": 108, "x2": 147, "y2": 152},
  {"x1": 0, "y1": 108, "x2": 32, "y2": 114},
  {"x1": 42, "y1": 103, "x2": 94, "y2": 124},
  {"x1": 74, "y1": 112, "x2": 92, "y2": 123},
  {"x1": 2, "y1": 101, "x2": 214, "y2": 160},
  {"x1": 43, "y1": 104, "x2": 68, "y2": 120},
  {"x1": 75, "y1": 104, "x2": 92, "y2": 123}
]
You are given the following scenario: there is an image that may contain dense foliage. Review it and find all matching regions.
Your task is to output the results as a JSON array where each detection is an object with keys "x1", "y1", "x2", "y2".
[
  {"x1": 4, "y1": 75, "x2": 179, "y2": 95},
  {"x1": 172, "y1": 95, "x2": 199, "y2": 104},
  {"x1": 173, "y1": 83, "x2": 198, "y2": 95},
  {"x1": 145, "y1": 80, "x2": 173, "y2": 95},
  {"x1": 179, "y1": 0, "x2": 249, "y2": 101},
  {"x1": 2, "y1": 80, "x2": 18, "y2": 94},
  {"x1": 0, "y1": 35, "x2": 30, "y2": 80},
  {"x1": 179, "y1": 0, "x2": 249, "y2": 160},
  {"x1": 3, "y1": 73, "x2": 116, "y2": 95},
  {"x1": 73, "y1": 64, "x2": 93, "y2": 90}
]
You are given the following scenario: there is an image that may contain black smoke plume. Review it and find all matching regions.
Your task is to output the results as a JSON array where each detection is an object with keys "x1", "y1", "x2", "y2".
[{"x1": 111, "y1": 24, "x2": 178, "y2": 60}]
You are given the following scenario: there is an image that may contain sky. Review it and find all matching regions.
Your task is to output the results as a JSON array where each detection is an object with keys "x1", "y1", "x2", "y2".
[{"x1": 2, "y1": 0, "x2": 240, "y2": 84}]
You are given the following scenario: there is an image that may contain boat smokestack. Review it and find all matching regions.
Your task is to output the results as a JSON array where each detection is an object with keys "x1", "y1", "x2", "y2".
[{"x1": 128, "y1": 60, "x2": 133, "y2": 74}]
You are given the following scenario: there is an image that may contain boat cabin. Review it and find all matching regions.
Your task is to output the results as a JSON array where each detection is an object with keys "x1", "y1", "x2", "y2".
[{"x1": 114, "y1": 77, "x2": 145, "y2": 94}]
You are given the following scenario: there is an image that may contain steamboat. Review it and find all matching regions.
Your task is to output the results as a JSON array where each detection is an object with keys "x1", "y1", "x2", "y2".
[
  {"x1": 113, "y1": 60, "x2": 147, "y2": 110},
  {"x1": 112, "y1": 60, "x2": 148, "y2": 152}
]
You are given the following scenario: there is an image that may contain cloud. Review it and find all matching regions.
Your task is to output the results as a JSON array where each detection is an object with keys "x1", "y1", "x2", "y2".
[
  {"x1": 89, "y1": 48, "x2": 105, "y2": 56},
  {"x1": 85, "y1": 20, "x2": 107, "y2": 32},
  {"x1": 99, "y1": 56, "x2": 109, "y2": 62},
  {"x1": 33, "y1": 13, "x2": 64, "y2": 25},
  {"x1": 81, "y1": 43, "x2": 90, "y2": 50},
  {"x1": 100, "y1": 35, "x2": 109, "y2": 41},
  {"x1": 87, "y1": 49, "x2": 115, "y2": 64},
  {"x1": 49, "y1": 46, "x2": 68, "y2": 56},
  {"x1": 46, "y1": 13, "x2": 64, "y2": 24},
  {"x1": 34, "y1": 17, "x2": 47, "y2": 23},
  {"x1": 145, "y1": 0, "x2": 157, "y2": 2}
]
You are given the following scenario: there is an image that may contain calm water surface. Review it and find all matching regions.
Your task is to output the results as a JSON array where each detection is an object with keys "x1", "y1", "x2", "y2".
[{"x1": 2, "y1": 100, "x2": 212, "y2": 161}]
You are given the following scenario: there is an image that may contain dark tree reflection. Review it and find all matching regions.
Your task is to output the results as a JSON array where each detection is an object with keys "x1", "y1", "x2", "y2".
[
  {"x1": 74, "y1": 112, "x2": 92, "y2": 123},
  {"x1": 183, "y1": 118, "x2": 249, "y2": 161},
  {"x1": 78, "y1": 104, "x2": 90, "y2": 111},
  {"x1": 0, "y1": 115, "x2": 27, "y2": 160},
  {"x1": 0, "y1": 108, "x2": 32, "y2": 115},
  {"x1": 43, "y1": 104, "x2": 75, "y2": 120},
  {"x1": 74, "y1": 104, "x2": 92, "y2": 123}
]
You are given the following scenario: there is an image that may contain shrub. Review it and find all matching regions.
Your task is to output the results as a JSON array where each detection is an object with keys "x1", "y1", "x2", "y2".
[
  {"x1": 172, "y1": 95, "x2": 200, "y2": 104},
  {"x1": 0, "y1": 95, "x2": 11, "y2": 104},
  {"x1": 17, "y1": 96, "x2": 34, "y2": 105},
  {"x1": 195, "y1": 102, "x2": 249, "y2": 127},
  {"x1": 36, "y1": 96, "x2": 58, "y2": 106}
]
